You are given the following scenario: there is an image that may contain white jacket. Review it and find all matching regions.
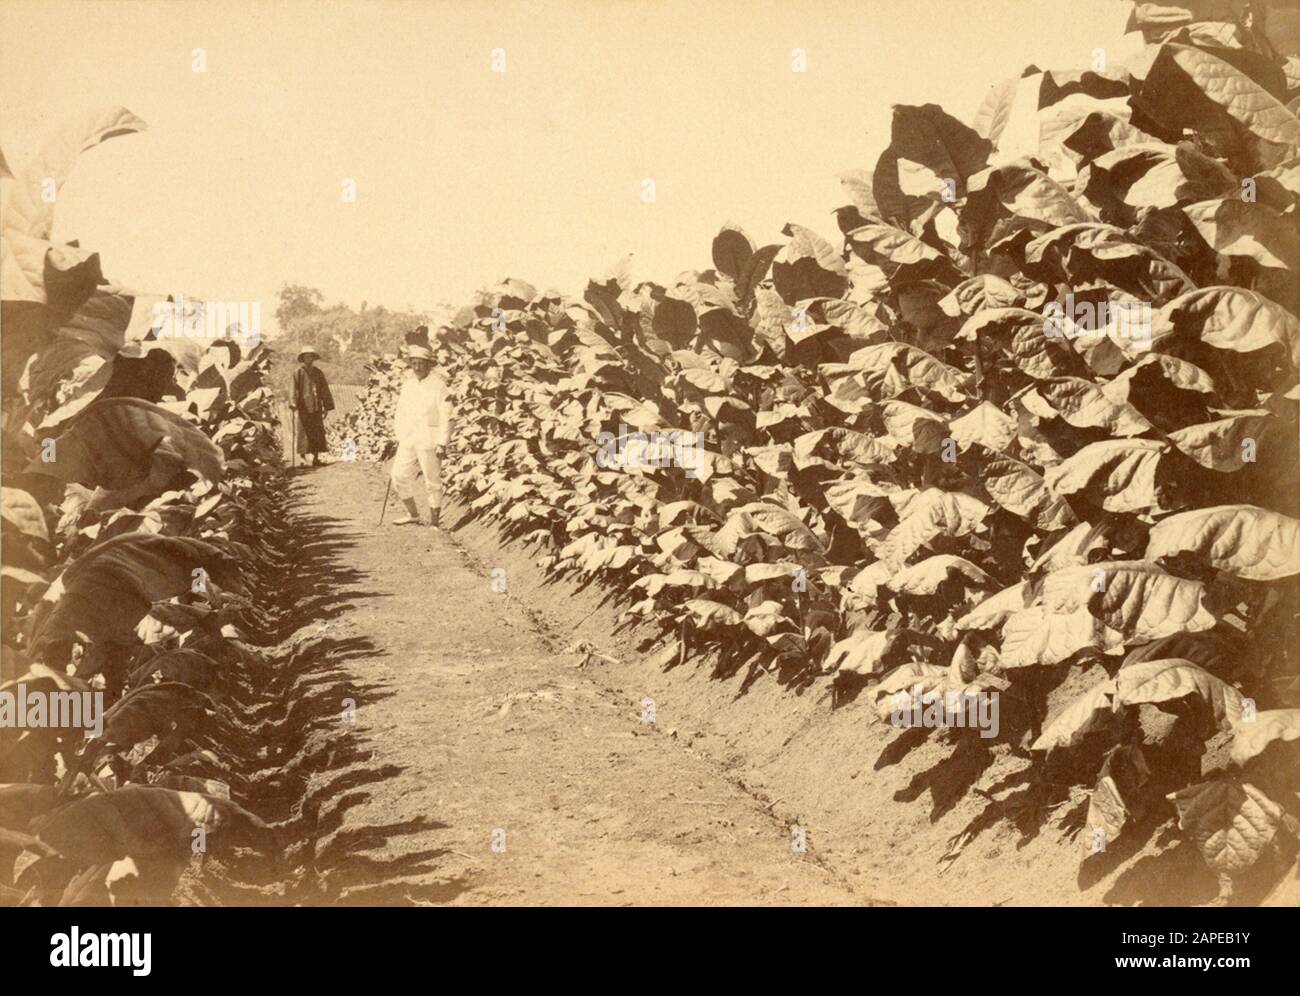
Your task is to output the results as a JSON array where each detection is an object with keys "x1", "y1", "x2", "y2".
[{"x1": 394, "y1": 370, "x2": 453, "y2": 448}]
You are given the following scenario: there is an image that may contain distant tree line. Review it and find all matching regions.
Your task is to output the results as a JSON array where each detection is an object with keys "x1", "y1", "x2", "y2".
[{"x1": 273, "y1": 283, "x2": 451, "y2": 384}]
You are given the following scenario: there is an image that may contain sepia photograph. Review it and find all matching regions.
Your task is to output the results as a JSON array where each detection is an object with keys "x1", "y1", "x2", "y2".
[{"x1": 1, "y1": 0, "x2": 1298, "y2": 955}]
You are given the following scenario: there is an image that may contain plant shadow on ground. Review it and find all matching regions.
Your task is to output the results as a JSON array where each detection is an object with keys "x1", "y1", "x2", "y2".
[
  {"x1": 850, "y1": 678, "x2": 1075, "y2": 877},
  {"x1": 449, "y1": 507, "x2": 866, "y2": 705},
  {"x1": 451, "y1": 507, "x2": 635, "y2": 629},
  {"x1": 204, "y1": 482, "x2": 467, "y2": 906},
  {"x1": 1090, "y1": 815, "x2": 1297, "y2": 906},
  {"x1": 448, "y1": 503, "x2": 1216, "y2": 903}
]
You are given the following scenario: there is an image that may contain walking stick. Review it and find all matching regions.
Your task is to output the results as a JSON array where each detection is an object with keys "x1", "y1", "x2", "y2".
[
  {"x1": 377, "y1": 440, "x2": 397, "y2": 524},
  {"x1": 290, "y1": 407, "x2": 296, "y2": 468}
]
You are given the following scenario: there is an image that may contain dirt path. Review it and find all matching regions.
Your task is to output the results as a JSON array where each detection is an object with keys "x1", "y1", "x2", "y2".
[{"x1": 290, "y1": 460, "x2": 861, "y2": 906}]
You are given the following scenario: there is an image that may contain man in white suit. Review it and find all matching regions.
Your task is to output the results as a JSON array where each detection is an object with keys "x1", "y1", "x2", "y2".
[{"x1": 390, "y1": 341, "x2": 453, "y2": 528}]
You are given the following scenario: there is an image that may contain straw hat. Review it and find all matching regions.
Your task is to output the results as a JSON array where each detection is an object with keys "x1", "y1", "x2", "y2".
[
  {"x1": 403, "y1": 325, "x2": 433, "y2": 361},
  {"x1": 297, "y1": 348, "x2": 320, "y2": 362},
  {"x1": 403, "y1": 344, "x2": 434, "y2": 361}
]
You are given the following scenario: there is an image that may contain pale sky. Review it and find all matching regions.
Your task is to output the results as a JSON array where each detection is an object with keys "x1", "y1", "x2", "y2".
[{"x1": 1, "y1": 0, "x2": 1132, "y2": 333}]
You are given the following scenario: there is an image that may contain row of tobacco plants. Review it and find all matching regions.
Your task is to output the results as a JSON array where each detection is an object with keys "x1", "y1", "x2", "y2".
[
  {"x1": 342, "y1": 7, "x2": 1300, "y2": 902},
  {"x1": 1, "y1": 110, "x2": 292, "y2": 904}
]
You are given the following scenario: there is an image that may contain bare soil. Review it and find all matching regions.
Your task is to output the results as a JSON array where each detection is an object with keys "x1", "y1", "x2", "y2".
[{"x1": 291, "y1": 460, "x2": 863, "y2": 905}]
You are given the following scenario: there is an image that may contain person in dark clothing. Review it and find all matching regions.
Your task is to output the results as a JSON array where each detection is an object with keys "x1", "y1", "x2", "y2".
[{"x1": 291, "y1": 349, "x2": 334, "y2": 466}]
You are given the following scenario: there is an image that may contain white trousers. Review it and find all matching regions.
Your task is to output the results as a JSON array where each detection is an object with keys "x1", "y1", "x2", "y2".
[{"x1": 390, "y1": 441, "x2": 443, "y2": 511}]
